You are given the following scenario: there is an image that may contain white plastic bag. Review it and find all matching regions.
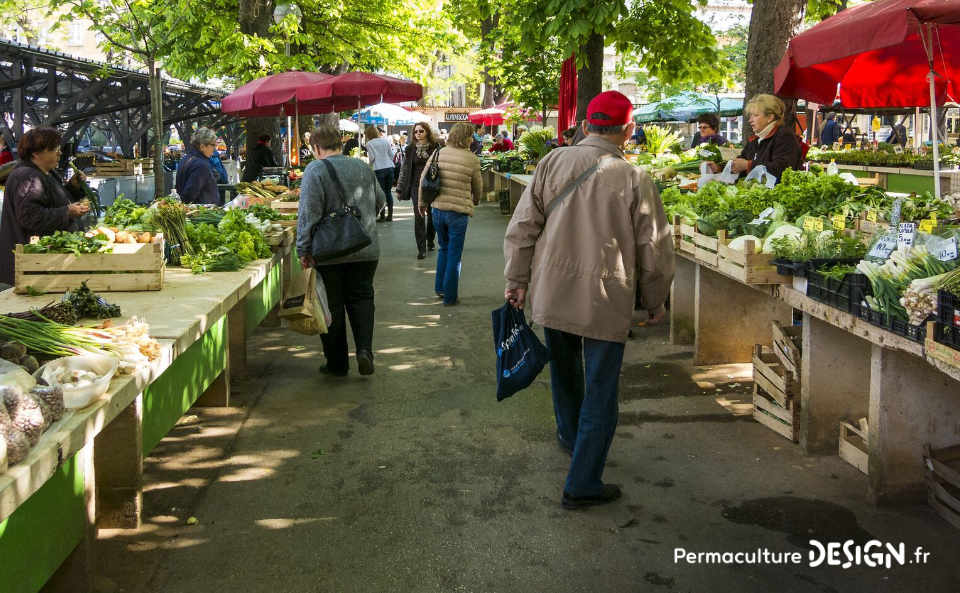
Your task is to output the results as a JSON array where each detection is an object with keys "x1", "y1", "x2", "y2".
[
  {"x1": 744, "y1": 164, "x2": 778, "y2": 188},
  {"x1": 36, "y1": 353, "x2": 119, "y2": 409},
  {"x1": 838, "y1": 172, "x2": 859, "y2": 185},
  {"x1": 698, "y1": 160, "x2": 740, "y2": 185}
]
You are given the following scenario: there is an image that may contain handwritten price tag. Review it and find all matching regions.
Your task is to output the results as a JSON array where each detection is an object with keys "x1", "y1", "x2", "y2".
[
  {"x1": 868, "y1": 235, "x2": 897, "y2": 260},
  {"x1": 897, "y1": 222, "x2": 916, "y2": 249},
  {"x1": 803, "y1": 217, "x2": 824, "y2": 232},
  {"x1": 918, "y1": 219, "x2": 937, "y2": 233},
  {"x1": 832, "y1": 215, "x2": 846, "y2": 230},
  {"x1": 937, "y1": 237, "x2": 958, "y2": 262},
  {"x1": 866, "y1": 210, "x2": 878, "y2": 223}
]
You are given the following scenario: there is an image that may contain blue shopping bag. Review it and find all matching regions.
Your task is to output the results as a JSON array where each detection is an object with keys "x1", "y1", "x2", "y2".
[{"x1": 491, "y1": 302, "x2": 549, "y2": 401}]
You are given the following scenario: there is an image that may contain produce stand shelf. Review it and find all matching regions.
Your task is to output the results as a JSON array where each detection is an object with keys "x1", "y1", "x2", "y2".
[
  {"x1": 0, "y1": 241, "x2": 294, "y2": 593},
  {"x1": 673, "y1": 252, "x2": 958, "y2": 507}
]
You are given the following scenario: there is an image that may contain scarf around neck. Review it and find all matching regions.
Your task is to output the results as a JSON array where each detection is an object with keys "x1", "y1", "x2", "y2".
[{"x1": 757, "y1": 121, "x2": 778, "y2": 143}]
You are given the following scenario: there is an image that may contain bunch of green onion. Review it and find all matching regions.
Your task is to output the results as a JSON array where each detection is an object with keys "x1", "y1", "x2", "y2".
[
  {"x1": 0, "y1": 315, "x2": 116, "y2": 357},
  {"x1": 858, "y1": 246, "x2": 958, "y2": 321}
]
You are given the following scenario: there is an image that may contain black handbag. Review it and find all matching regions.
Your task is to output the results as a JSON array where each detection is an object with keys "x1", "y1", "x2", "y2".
[
  {"x1": 419, "y1": 148, "x2": 442, "y2": 206},
  {"x1": 310, "y1": 159, "x2": 372, "y2": 262}
]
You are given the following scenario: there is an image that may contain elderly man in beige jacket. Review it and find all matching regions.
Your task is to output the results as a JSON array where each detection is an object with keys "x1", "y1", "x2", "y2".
[{"x1": 503, "y1": 91, "x2": 675, "y2": 510}]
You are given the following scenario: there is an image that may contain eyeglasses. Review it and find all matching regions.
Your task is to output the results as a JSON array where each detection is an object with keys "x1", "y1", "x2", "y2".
[
  {"x1": 698, "y1": 125, "x2": 712, "y2": 129},
  {"x1": 414, "y1": 129, "x2": 425, "y2": 134}
]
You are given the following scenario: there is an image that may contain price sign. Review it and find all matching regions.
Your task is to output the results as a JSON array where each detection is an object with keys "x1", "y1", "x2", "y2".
[
  {"x1": 758, "y1": 207, "x2": 775, "y2": 220},
  {"x1": 937, "y1": 237, "x2": 958, "y2": 262},
  {"x1": 868, "y1": 235, "x2": 897, "y2": 259},
  {"x1": 832, "y1": 215, "x2": 846, "y2": 230},
  {"x1": 897, "y1": 222, "x2": 916, "y2": 249},
  {"x1": 866, "y1": 209, "x2": 879, "y2": 223},
  {"x1": 918, "y1": 219, "x2": 937, "y2": 233},
  {"x1": 803, "y1": 217, "x2": 824, "y2": 232}
]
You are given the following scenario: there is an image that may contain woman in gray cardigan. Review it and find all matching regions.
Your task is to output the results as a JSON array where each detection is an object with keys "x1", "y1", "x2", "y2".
[{"x1": 297, "y1": 124, "x2": 385, "y2": 376}]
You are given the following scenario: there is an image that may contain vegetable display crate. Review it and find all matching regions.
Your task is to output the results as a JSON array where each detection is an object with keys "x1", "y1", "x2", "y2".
[
  {"x1": 926, "y1": 322, "x2": 960, "y2": 367},
  {"x1": 932, "y1": 323, "x2": 960, "y2": 352},
  {"x1": 717, "y1": 231, "x2": 789, "y2": 285},
  {"x1": 270, "y1": 200, "x2": 299, "y2": 215},
  {"x1": 806, "y1": 271, "x2": 870, "y2": 314},
  {"x1": 938, "y1": 290, "x2": 960, "y2": 327},
  {"x1": 752, "y1": 344, "x2": 799, "y2": 442},
  {"x1": 923, "y1": 443, "x2": 960, "y2": 530},
  {"x1": 889, "y1": 317, "x2": 927, "y2": 343},
  {"x1": 94, "y1": 158, "x2": 153, "y2": 176},
  {"x1": 839, "y1": 419, "x2": 869, "y2": 475},
  {"x1": 771, "y1": 321, "x2": 802, "y2": 377},
  {"x1": 14, "y1": 240, "x2": 165, "y2": 294},
  {"x1": 677, "y1": 223, "x2": 719, "y2": 267}
]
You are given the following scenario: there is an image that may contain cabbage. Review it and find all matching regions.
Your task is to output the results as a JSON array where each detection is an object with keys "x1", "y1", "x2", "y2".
[
  {"x1": 763, "y1": 224, "x2": 803, "y2": 253},
  {"x1": 727, "y1": 235, "x2": 763, "y2": 253}
]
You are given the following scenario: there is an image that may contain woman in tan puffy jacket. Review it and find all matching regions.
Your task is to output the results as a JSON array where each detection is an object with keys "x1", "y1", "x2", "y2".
[{"x1": 418, "y1": 122, "x2": 482, "y2": 306}]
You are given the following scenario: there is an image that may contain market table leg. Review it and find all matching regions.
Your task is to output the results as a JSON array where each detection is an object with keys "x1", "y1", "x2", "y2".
[
  {"x1": 41, "y1": 443, "x2": 95, "y2": 593},
  {"x1": 670, "y1": 257, "x2": 697, "y2": 345},
  {"x1": 693, "y1": 265, "x2": 792, "y2": 365},
  {"x1": 94, "y1": 394, "x2": 143, "y2": 529},
  {"x1": 799, "y1": 314, "x2": 871, "y2": 454},
  {"x1": 868, "y1": 344, "x2": 960, "y2": 504},
  {"x1": 228, "y1": 301, "x2": 247, "y2": 379},
  {"x1": 509, "y1": 179, "x2": 523, "y2": 213}
]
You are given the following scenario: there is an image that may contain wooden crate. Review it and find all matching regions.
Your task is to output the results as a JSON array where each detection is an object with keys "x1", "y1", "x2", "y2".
[
  {"x1": 93, "y1": 158, "x2": 154, "y2": 177},
  {"x1": 271, "y1": 200, "x2": 299, "y2": 215},
  {"x1": 717, "y1": 231, "x2": 791, "y2": 285},
  {"x1": 924, "y1": 443, "x2": 960, "y2": 530},
  {"x1": 678, "y1": 222, "x2": 719, "y2": 267},
  {"x1": 14, "y1": 240, "x2": 164, "y2": 294},
  {"x1": 752, "y1": 345, "x2": 798, "y2": 408},
  {"x1": 839, "y1": 419, "x2": 869, "y2": 475},
  {"x1": 856, "y1": 216, "x2": 890, "y2": 239},
  {"x1": 752, "y1": 344, "x2": 799, "y2": 442},
  {"x1": 771, "y1": 320, "x2": 802, "y2": 376},
  {"x1": 926, "y1": 322, "x2": 960, "y2": 369}
]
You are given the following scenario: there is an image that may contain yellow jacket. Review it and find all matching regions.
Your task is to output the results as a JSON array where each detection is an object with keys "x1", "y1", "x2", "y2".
[{"x1": 420, "y1": 146, "x2": 482, "y2": 215}]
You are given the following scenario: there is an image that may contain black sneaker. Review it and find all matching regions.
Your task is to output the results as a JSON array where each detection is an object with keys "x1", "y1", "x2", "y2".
[
  {"x1": 319, "y1": 365, "x2": 348, "y2": 377},
  {"x1": 357, "y1": 350, "x2": 375, "y2": 375},
  {"x1": 561, "y1": 484, "x2": 622, "y2": 510},
  {"x1": 427, "y1": 242, "x2": 435, "y2": 251},
  {"x1": 417, "y1": 250, "x2": 426, "y2": 260}
]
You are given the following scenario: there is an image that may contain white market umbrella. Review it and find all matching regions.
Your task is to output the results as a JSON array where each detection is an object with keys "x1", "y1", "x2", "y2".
[
  {"x1": 353, "y1": 102, "x2": 430, "y2": 126},
  {"x1": 339, "y1": 119, "x2": 360, "y2": 133}
]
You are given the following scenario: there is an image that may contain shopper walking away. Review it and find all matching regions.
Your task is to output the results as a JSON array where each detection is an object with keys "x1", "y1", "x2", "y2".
[
  {"x1": 820, "y1": 113, "x2": 841, "y2": 147},
  {"x1": 175, "y1": 127, "x2": 220, "y2": 204},
  {"x1": 503, "y1": 91, "x2": 675, "y2": 510},
  {"x1": 364, "y1": 125, "x2": 397, "y2": 221},
  {"x1": 418, "y1": 122, "x2": 482, "y2": 306},
  {"x1": 297, "y1": 124, "x2": 386, "y2": 377},
  {"x1": 396, "y1": 122, "x2": 438, "y2": 259}
]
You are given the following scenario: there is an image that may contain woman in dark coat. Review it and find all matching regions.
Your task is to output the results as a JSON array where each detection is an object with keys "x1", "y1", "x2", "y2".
[
  {"x1": 0, "y1": 127, "x2": 90, "y2": 286},
  {"x1": 396, "y1": 122, "x2": 439, "y2": 259},
  {"x1": 241, "y1": 134, "x2": 278, "y2": 182},
  {"x1": 730, "y1": 94, "x2": 803, "y2": 182},
  {"x1": 175, "y1": 127, "x2": 219, "y2": 204}
]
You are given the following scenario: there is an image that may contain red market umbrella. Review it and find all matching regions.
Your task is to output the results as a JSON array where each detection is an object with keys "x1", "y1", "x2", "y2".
[
  {"x1": 296, "y1": 71, "x2": 423, "y2": 108},
  {"x1": 774, "y1": 0, "x2": 960, "y2": 196},
  {"x1": 557, "y1": 55, "x2": 578, "y2": 142},
  {"x1": 221, "y1": 71, "x2": 334, "y2": 117},
  {"x1": 469, "y1": 107, "x2": 505, "y2": 126}
]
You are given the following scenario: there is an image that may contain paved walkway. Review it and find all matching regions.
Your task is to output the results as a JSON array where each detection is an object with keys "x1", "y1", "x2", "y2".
[{"x1": 97, "y1": 201, "x2": 959, "y2": 593}]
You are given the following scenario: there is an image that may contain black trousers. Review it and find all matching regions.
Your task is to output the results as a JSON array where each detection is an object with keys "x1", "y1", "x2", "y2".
[
  {"x1": 315, "y1": 260, "x2": 378, "y2": 373},
  {"x1": 411, "y1": 192, "x2": 435, "y2": 251}
]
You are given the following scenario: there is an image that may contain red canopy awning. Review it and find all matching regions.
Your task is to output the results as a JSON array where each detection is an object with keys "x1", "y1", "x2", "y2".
[
  {"x1": 221, "y1": 71, "x2": 333, "y2": 117},
  {"x1": 469, "y1": 107, "x2": 505, "y2": 126},
  {"x1": 296, "y1": 72, "x2": 423, "y2": 107},
  {"x1": 774, "y1": 0, "x2": 960, "y2": 107}
]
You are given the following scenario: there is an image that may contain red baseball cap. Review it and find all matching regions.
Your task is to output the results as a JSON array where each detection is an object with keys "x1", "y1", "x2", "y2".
[{"x1": 586, "y1": 91, "x2": 633, "y2": 126}]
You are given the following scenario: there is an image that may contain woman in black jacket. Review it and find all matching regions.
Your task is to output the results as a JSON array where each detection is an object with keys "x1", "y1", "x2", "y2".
[
  {"x1": 175, "y1": 127, "x2": 219, "y2": 204},
  {"x1": 396, "y1": 122, "x2": 439, "y2": 259},
  {"x1": 729, "y1": 94, "x2": 802, "y2": 182},
  {"x1": 0, "y1": 128, "x2": 90, "y2": 285}
]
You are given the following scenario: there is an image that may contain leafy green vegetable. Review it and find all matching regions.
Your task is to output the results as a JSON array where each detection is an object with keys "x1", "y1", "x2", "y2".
[{"x1": 21, "y1": 231, "x2": 111, "y2": 255}]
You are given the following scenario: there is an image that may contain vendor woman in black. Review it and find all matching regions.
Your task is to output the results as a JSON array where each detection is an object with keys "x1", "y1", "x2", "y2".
[
  {"x1": 396, "y1": 122, "x2": 439, "y2": 259},
  {"x1": 0, "y1": 128, "x2": 90, "y2": 286},
  {"x1": 730, "y1": 93, "x2": 802, "y2": 181}
]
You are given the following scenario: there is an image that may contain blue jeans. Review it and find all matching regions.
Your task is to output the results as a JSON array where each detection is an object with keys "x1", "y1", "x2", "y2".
[
  {"x1": 543, "y1": 328, "x2": 625, "y2": 497},
  {"x1": 374, "y1": 168, "x2": 394, "y2": 216},
  {"x1": 431, "y1": 209, "x2": 468, "y2": 304}
]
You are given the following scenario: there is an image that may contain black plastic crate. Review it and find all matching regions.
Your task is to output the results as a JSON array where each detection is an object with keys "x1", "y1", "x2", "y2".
[
  {"x1": 855, "y1": 302, "x2": 888, "y2": 328},
  {"x1": 498, "y1": 190, "x2": 511, "y2": 215},
  {"x1": 889, "y1": 317, "x2": 927, "y2": 343},
  {"x1": 934, "y1": 322, "x2": 960, "y2": 351},
  {"x1": 772, "y1": 258, "x2": 808, "y2": 277},
  {"x1": 938, "y1": 290, "x2": 960, "y2": 328},
  {"x1": 807, "y1": 271, "x2": 870, "y2": 314}
]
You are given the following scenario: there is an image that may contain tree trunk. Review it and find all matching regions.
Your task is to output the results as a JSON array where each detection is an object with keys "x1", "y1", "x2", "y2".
[
  {"x1": 575, "y1": 33, "x2": 605, "y2": 122},
  {"x1": 480, "y1": 13, "x2": 500, "y2": 107},
  {"x1": 742, "y1": 0, "x2": 806, "y2": 139},
  {"x1": 238, "y1": 0, "x2": 281, "y2": 165},
  {"x1": 148, "y1": 59, "x2": 165, "y2": 197}
]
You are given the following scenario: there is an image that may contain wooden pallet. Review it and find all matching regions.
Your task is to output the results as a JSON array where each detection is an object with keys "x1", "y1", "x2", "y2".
[
  {"x1": 678, "y1": 222, "x2": 720, "y2": 267},
  {"x1": 717, "y1": 231, "x2": 791, "y2": 285},
  {"x1": 753, "y1": 384, "x2": 798, "y2": 442},
  {"x1": 924, "y1": 443, "x2": 960, "y2": 530},
  {"x1": 839, "y1": 419, "x2": 869, "y2": 475},
  {"x1": 14, "y1": 240, "x2": 165, "y2": 294},
  {"x1": 771, "y1": 321, "x2": 802, "y2": 376}
]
